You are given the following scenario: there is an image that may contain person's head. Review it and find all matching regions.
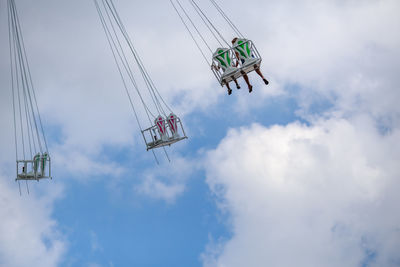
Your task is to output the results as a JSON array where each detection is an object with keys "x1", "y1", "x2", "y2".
[{"x1": 232, "y1": 37, "x2": 238, "y2": 44}]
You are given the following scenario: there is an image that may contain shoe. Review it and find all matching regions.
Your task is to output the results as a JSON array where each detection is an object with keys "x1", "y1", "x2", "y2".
[
  {"x1": 228, "y1": 89, "x2": 232, "y2": 95},
  {"x1": 263, "y1": 79, "x2": 269, "y2": 85},
  {"x1": 248, "y1": 85, "x2": 253, "y2": 93}
]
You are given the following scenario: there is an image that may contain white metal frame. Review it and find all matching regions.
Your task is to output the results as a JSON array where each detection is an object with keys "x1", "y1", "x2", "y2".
[
  {"x1": 141, "y1": 116, "x2": 188, "y2": 151},
  {"x1": 211, "y1": 40, "x2": 262, "y2": 86},
  {"x1": 16, "y1": 155, "x2": 51, "y2": 181}
]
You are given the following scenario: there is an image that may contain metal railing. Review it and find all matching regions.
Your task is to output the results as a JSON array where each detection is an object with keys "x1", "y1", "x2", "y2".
[
  {"x1": 211, "y1": 40, "x2": 262, "y2": 86},
  {"x1": 16, "y1": 155, "x2": 51, "y2": 181},
  {"x1": 141, "y1": 116, "x2": 188, "y2": 151}
]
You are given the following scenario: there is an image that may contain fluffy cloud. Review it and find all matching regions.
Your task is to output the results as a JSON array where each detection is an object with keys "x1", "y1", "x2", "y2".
[
  {"x1": 136, "y1": 176, "x2": 185, "y2": 204},
  {"x1": 258, "y1": 0, "x2": 400, "y2": 120},
  {"x1": 0, "y1": 176, "x2": 66, "y2": 267},
  {"x1": 135, "y1": 156, "x2": 198, "y2": 203},
  {"x1": 203, "y1": 118, "x2": 400, "y2": 267}
]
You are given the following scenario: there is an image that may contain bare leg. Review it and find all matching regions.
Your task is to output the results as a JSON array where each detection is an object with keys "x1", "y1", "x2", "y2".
[
  {"x1": 255, "y1": 68, "x2": 269, "y2": 85},
  {"x1": 233, "y1": 79, "x2": 240, "y2": 89},
  {"x1": 255, "y1": 68, "x2": 265, "y2": 79},
  {"x1": 242, "y1": 73, "x2": 253, "y2": 93},
  {"x1": 225, "y1": 83, "x2": 232, "y2": 95}
]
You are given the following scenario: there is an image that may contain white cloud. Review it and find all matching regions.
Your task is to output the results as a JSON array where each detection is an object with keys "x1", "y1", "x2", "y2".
[
  {"x1": 257, "y1": 0, "x2": 400, "y2": 121},
  {"x1": 135, "y1": 156, "x2": 198, "y2": 203},
  {"x1": 203, "y1": 118, "x2": 400, "y2": 267},
  {"x1": 50, "y1": 144, "x2": 125, "y2": 181},
  {"x1": 90, "y1": 230, "x2": 103, "y2": 253},
  {"x1": 0, "y1": 176, "x2": 66, "y2": 267},
  {"x1": 136, "y1": 176, "x2": 185, "y2": 204}
]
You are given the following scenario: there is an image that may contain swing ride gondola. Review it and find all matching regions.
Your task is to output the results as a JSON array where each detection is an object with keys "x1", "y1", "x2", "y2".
[
  {"x1": 94, "y1": 0, "x2": 187, "y2": 159},
  {"x1": 7, "y1": 0, "x2": 52, "y2": 187},
  {"x1": 170, "y1": 0, "x2": 267, "y2": 91},
  {"x1": 212, "y1": 40, "x2": 262, "y2": 86}
]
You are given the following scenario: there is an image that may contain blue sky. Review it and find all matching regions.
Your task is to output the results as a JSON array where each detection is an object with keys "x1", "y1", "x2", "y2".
[{"x1": 1, "y1": 0, "x2": 400, "y2": 267}]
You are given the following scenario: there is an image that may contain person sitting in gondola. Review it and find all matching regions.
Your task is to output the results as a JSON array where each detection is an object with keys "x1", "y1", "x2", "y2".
[
  {"x1": 212, "y1": 47, "x2": 252, "y2": 95},
  {"x1": 232, "y1": 37, "x2": 269, "y2": 87}
]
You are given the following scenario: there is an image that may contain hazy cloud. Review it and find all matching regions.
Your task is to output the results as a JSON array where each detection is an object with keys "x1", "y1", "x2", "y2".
[{"x1": 0, "y1": 176, "x2": 66, "y2": 267}]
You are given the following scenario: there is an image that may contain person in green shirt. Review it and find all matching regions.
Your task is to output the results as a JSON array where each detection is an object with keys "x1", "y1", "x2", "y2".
[
  {"x1": 212, "y1": 47, "x2": 253, "y2": 94},
  {"x1": 232, "y1": 37, "x2": 269, "y2": 87}
]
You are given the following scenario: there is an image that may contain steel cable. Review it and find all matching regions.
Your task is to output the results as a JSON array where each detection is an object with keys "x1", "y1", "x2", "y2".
[{"x1": 209, "y1": 0, "x2": 244, "y2": 38}]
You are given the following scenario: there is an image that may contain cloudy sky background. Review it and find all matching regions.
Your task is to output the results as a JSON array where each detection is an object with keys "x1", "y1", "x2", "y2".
[{"x1": 0, "y1": 0, "x2": 399, "y2": 266}]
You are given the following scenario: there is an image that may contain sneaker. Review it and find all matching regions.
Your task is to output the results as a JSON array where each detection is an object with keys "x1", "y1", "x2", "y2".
[
  {"x1": 263, "y1": 79, "x2": 269, "y2": 85},
  {"x1": 228, "y1": 89, "x2": 232, "y2": 95},
  {"x1": 248, "y1": 85, "x2": 253, "y2": 93}
]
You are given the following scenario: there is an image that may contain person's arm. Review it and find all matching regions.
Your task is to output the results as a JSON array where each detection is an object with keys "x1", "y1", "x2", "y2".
[
  {"x1": 212, "y1": 61, "x2": 220, "y2": 71},
  {"x1": 211, "y1": 61, "x2": 217, "y2": 70},
  {"x1": 234, "y1": 51, "x2": 240, "y2": 67}
]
